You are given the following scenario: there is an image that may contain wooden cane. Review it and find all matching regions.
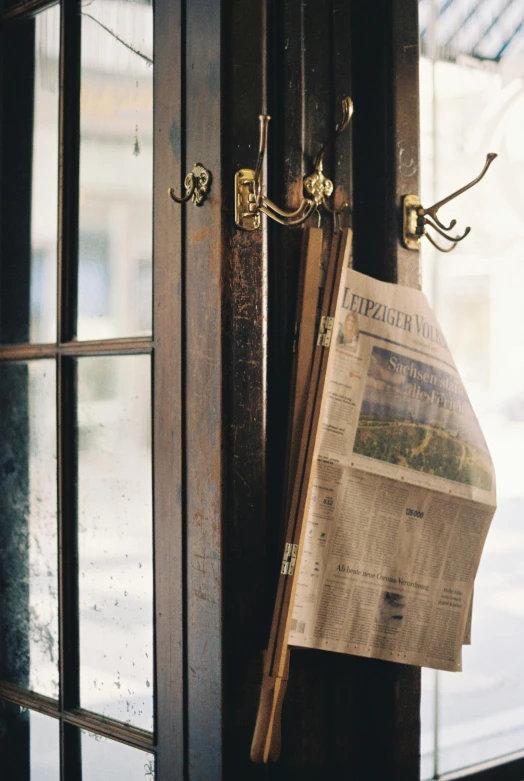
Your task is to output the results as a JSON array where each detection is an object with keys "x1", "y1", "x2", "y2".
[{"x1": 251, "y1": 227, "x2": 352, "y2": 763}]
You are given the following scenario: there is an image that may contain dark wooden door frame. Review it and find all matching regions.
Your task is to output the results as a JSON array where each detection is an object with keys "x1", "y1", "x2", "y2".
[{"x1": 180, "y1": 1, "x2": 422, "y2": 779}]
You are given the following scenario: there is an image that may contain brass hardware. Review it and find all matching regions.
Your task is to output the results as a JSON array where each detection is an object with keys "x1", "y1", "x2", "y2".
[
  {"x1": 402, "y1": 153, "x2": 497, "y2": 252},
  {"x1": 281, "y1": 543, "x2": 298, "y2": 575},
  {"x1": 169, "y1": 163, "x2": 211, "y2": 206},
  {"x1": 235, "y1": 98, "x2": 353, "y2": 230},
  {"x1": 303, "y1": 170, "x2": 334, "y2": 206},
  {"x1": 304, "y1": 95, "x2": 353, "y2": 215},
  {"x1": 317, "y1": 315, "x2": 334, "y2": 347},
  {"x1": 235, "y1": 169, "x2": 261, "y2": 231}
]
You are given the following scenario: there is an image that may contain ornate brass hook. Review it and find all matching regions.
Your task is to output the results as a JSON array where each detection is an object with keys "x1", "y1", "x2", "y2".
[
  {"x1": 304, "y1": 96, "x2": 353, "y2": 216},
  {"x1": 235, "y1": 98, "x2": 353, "y2": 230},
  {"x1": 255, "y1": 115, "x2": 317, "y2": 226},
  {"x1": 402, "y1": 153, "x2": 497, "y2": 252},
  {"x1": 235, "y1": 116, "x2": 316, "y2": 229},
  {"x1": 169, "y1": 163, "x2": 212, "y2": 206}
]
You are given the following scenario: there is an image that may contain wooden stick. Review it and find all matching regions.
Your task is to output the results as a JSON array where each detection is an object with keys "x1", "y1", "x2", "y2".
[
  {"x1": 251, "y1": 228, "x2": 352, "y2": 763},
  {"x1": 285, "y1": 227, "x2": 324, "y2": 508},
  {"x1": 257, "y1": 226, "x2": 323, "y2": 763}
]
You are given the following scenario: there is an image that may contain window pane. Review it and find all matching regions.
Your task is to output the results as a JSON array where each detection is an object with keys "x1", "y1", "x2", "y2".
[
  {"x1": 419, "y1": 46, "x2": 524, "y2": 779},
  {"x1": 78, "y1": 0, "x2": 153, "y2": 341},
  {"x1": 0, "y1": 7, "x2": 60, "y2": 344},
  {"x1": 0, "y1": 361, "x2": 58, "y2": 699},
  {"x1": 78, "y1": 356, "x2": 153, "y2": 730},
  {"x1": 0, "y1": 702, "x2": 60, "y2": 781},
  {"x1": 81, "y1": 729, "x2": 154, "y2": 780}
]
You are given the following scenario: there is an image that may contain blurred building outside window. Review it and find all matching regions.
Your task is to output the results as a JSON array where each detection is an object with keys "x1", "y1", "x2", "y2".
[{"x1": 419, "y1": 1, "x2": 524, "y2": 777}]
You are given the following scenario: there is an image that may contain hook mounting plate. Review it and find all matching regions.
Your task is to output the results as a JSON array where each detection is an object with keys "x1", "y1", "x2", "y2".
[
  {"x1": 235, "y1": 168, "x2": 261, "y2": 231},
  {"x1": 402, "y1": 194, "x2": 423, "y2": 250}
]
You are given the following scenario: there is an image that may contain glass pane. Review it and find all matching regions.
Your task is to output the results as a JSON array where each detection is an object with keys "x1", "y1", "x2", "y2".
[
  {"x1": 0, "y1": 7, "x2": 59, "y2": 344},
  {"x1": 81, "y1": 730, "x2": 154, "y2": 780},
  {"x1": 78, "y1": 0, "x2": 153, "y2": 340},
  {"x1": 419, "y1": 20, "x2": 524, "y2": 778},
  {"x1": 0, "y1": 361, "x2": 58, "y2": 698},
  {"x1": 78, "y1": 356, "x2": 153, "y2": 730},
  {"x1": 0, "y1": 702, "x2": 60, "y2": 780}
]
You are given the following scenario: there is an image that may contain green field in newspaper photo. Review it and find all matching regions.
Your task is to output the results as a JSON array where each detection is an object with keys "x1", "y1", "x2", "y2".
[{"x1": 353, "y1": 346, "x2": 492, "y2": 491}]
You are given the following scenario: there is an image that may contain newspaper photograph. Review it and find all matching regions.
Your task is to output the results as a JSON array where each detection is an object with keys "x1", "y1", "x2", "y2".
[{"x1": 289, "y1": 268, "x2": 496, "y2": 671}]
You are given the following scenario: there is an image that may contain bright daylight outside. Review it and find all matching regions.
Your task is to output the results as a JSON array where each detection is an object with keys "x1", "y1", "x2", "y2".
[{"x1": 418, "y1": 1, "x2": 524, "y2": 778}]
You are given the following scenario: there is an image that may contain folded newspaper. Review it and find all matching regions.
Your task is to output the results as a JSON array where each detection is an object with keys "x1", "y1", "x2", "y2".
[{"x1": 288, "y1": 267, "x2": 496, "y2": 672}]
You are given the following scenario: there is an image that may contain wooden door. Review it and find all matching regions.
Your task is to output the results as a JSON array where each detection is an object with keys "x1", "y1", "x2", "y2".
[{"x1": 215, "y1": 1, "x2": 422, "y2": 779}]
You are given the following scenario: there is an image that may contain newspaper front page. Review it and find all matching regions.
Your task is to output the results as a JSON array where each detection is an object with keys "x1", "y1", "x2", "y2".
[{"x1": 289, "y1": 268, "x2": 496, "y2": 671}]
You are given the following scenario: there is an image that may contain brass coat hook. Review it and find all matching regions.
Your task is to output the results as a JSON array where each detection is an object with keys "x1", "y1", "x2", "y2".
[
  {"x1": 169, "y1": 163, "x2": 212, "y2": 206},
  {"x1": 304, "y1": 96, "x2": 353, "y2": 216},
  {"x1": 402, "y1": 153, "x2": 497, "y2": 252},
  {"x1": 235, "y1": 98, "x2": 353, "y2": 230}
]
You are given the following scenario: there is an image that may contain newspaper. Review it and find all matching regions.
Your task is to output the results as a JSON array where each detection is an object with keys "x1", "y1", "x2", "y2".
[{"x1": 288, "y1": 268, "x2": 496, "y2": 671}]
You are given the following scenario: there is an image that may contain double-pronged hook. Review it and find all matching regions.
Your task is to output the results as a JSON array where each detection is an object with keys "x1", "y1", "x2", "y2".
[
  {"x1": 304, "y1": 96, "x2": 353, "y2": 218},
  {"x1": 254, "y1": 114, "x2": 317, "y2": 227},
  {"x1": 403, "y1": 153, "x2": 497, "y2": 252},
  {"x1": 235, "y1": 98, "x2": 353, "y2": 230},
  {"x1": 169, "y1": 163, "x2": 212, "y2": 207}
]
